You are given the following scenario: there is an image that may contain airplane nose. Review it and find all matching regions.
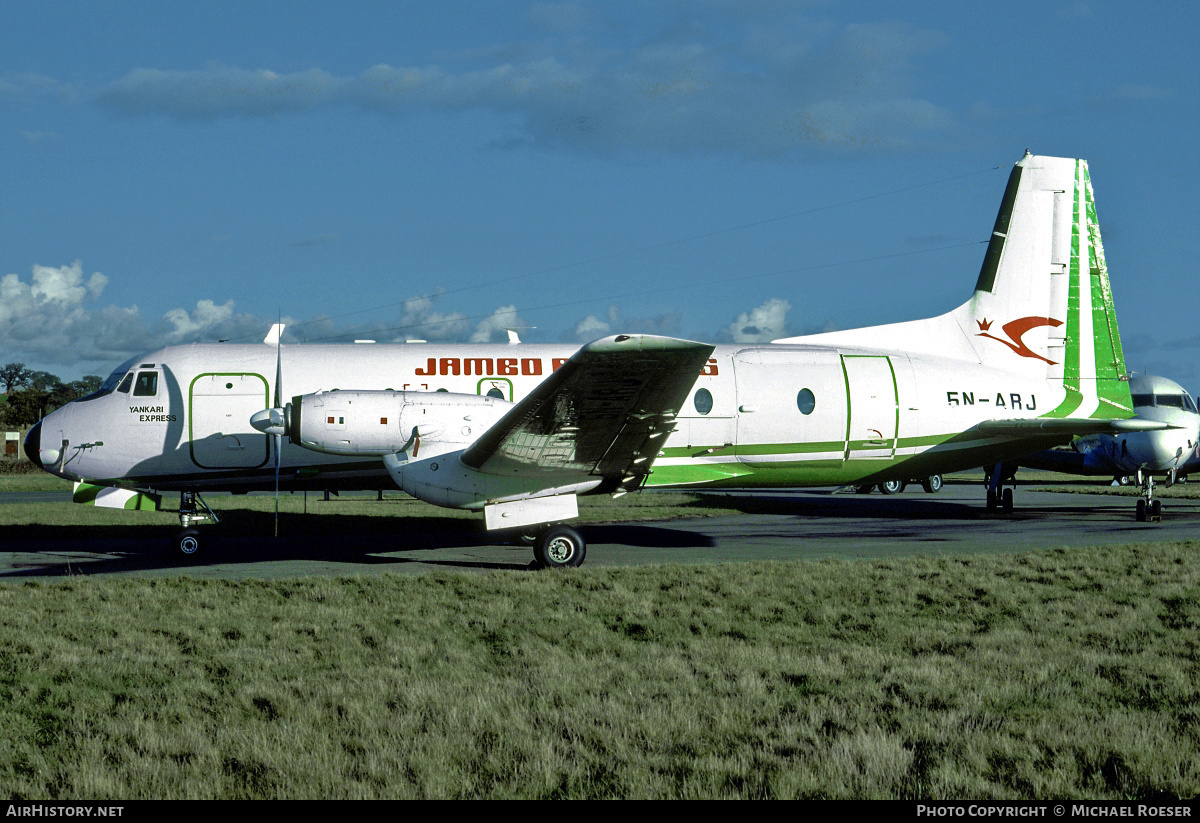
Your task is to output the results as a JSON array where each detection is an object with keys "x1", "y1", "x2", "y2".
[{"x1": 23, "y1": 421, "x2": 43, "y2": 469}]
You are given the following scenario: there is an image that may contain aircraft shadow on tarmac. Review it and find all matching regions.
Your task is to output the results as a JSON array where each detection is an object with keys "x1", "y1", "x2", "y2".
[
  {"x1": 1, "y1": 489, "x2": 1172, "y2": 578},
  {"x1": 0, "y1": 508, "x2": 721, "y2": 578}
]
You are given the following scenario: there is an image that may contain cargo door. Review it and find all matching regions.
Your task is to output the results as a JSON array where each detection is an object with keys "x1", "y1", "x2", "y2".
[
  {"x1": 189, "y1": 373, "x2": 270, "y2": 469},
  {"x1": 842, "y1": 355, "x2": 898, "y2": 462}
]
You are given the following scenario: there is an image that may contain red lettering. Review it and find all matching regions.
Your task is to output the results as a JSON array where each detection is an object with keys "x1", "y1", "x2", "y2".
[
  {"x1": 415, "y1": 357, "x2": 436, "y2": 376},
  {"x1": 465, "y1": 358, "x2": 492, "y2": 376},
  {"x1": 497, "y1": 358, "x2": 517, "y2": 376},
  {"x1": 701, "y1": 358, "x2": 719, "y2": 376},
  {"x1": 552, "y1": 358, "x2": 569, "y2": 371},
  {"x1": 521, "y1": 358, "x2": 542, "y2": 376},
  {"x1": 440, "y1": 358, "x2": 460, "y2": 376}
]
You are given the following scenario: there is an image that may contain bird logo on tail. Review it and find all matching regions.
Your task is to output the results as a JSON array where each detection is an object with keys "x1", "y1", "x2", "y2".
[{"x1": 976, "y1": 316, "x2": 1063, "y2": 365}]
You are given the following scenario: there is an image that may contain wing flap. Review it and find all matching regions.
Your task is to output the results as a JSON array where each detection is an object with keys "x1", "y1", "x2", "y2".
[{"x1": 462, "y1": 335, "x2": 714, "y2": 491}]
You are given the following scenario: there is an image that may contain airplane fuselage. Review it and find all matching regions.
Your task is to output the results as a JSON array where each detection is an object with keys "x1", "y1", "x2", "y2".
[{"x1": 29, "y1": 338, "x2": 1082, "y2": 497}]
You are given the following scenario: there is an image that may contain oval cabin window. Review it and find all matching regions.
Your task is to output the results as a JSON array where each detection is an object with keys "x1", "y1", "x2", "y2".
[{"x1": 694, "y1": 388, "x2": 713, "y2": 415}]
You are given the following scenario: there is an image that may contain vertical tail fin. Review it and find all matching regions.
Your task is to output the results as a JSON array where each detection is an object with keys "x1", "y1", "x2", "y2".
[
  {"x1": 959, "y1": 153, "x2": 1130, "y2": 418},
  {"x1": 774, "y1": 153, "x2": 1133, "y2": 420}
]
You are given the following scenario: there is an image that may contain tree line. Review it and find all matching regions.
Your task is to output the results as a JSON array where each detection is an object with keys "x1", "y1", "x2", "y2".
[{"x1": 1, "y1": 363, "x2": 103, "y2": 430}]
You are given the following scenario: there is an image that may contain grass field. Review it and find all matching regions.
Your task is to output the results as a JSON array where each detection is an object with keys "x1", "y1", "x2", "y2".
[
  {"x1": 2, "y1": 461, "x2": 1198, "y2": 799},
  {"x1": 0, "y1": 540, "x2": 1197, "y2": 798}
]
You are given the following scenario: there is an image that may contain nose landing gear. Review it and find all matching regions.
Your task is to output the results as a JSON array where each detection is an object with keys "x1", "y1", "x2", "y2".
[
  {"x1": 1134, "y1": 469, "x2": 1171, "y2": 522},
  {"x1": 176, "y1": 491, "x2": 220, "y2": 556}
]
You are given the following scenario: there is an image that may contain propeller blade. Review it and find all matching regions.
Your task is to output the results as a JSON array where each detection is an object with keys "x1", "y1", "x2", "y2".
[
  {"x1": 274, "y1": 327, "x2": 283, "y2": 409},
  {"x1": 274, "y1": 319, "x2": 282, "y2": 538}
]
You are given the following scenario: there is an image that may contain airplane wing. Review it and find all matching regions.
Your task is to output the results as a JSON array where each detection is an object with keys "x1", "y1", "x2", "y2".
[
  {"x1": 461, "y1": 334, "x2": 715, "y2": 493},
  {"x1": 975, "y1": 418, "x2": 1174, "y2": 436}
]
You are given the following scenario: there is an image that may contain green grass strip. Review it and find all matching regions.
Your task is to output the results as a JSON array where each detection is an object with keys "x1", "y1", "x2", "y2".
[{"x1": 0, "y1": 544, "x2": 1196, "y2": 799}]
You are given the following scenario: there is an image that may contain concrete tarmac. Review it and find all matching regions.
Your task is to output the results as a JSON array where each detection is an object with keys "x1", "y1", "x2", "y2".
[{"x1": 2, "y1": 484, "x2": 1196, "y2": 581}]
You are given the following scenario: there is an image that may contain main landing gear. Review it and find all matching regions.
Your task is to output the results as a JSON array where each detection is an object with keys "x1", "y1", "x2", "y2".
[
  {"x1": 521, "y1": 524, "x2": 587, "y2": 569},
  {"x1": 1135, "y1": 469, "x2": 1170, "y2": 522},
  {"x1": 176, "y1": 491, "x2": 219, "y2": 557},
  {"x1": 984, "y1": 462, "x2": 1017, "y2": 513}
]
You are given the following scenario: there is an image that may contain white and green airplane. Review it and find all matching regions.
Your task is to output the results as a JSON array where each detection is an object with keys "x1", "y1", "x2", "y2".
[{"x1": 25, "y1": 152, "x2": 1166, "y2": 567}]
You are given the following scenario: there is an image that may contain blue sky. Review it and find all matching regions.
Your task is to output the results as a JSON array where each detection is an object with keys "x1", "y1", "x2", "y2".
[{"x1": 2, "y1": 0, "x2": 1198, "y2": 389}]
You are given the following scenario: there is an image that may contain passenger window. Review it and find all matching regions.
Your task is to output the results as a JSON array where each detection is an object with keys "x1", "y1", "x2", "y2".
[
  {"x1": 694, "y1": 388, "x2": 713, "y2": 415},
  {"x1": 796, "y1": 388, "x2": 816, "y2": 415},
  {"x1": 133, "y1": 372, "x2": 158, "y2": 397},
  {"x1": 116, "y1": 373, "x2": 134, "y2": 394}
]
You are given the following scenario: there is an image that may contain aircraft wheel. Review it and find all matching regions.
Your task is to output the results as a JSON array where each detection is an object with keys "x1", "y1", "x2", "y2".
[
  {"x1": 534, "y1": 525, "x2": 586, "y2": 569},
  {"x1": 922, "y1": 475, "x2": 943, "y2": 494},
  {"x1": 1150, "y1": 499, "x2": 1162, "y2": 520},
  {"x1": 986, "y1": 489, "x2": 997, "y2": 510},
  {"x1": 855, "y1": 485, "x2": 873, "y2": 494},
  {"x1": 878, "y1": 479, "x2": 904, "y2": 495},
  {"x1": 1001, "y1": 488, "x2": 1014, "y2": 513},
  {"x1": 1136, "y1": 499, "x2": 1147, "y2": 522},
  {"x1": 177, "y1": 529, "x2": 202, "y2": 557}
]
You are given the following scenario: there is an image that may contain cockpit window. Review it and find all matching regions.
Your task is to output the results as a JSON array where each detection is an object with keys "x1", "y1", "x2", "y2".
[
  {"x1": 133, "y1": 372, "x2": 159, "y2": 397},
  {"x1": 1156, "y1": 393, "x2": 1184, "y2": 409},
  {"x1": 1131, "y1": 393, "x2": 1153, "y2": 408},
  {"x1": 1185, "y1": 393, "x2": 1198, "y2": 414},
  {"x1": 116, "y1": 374, "x2": 134, "y2": 394}
]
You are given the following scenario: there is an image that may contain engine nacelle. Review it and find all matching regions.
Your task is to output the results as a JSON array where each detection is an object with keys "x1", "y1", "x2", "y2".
[
  {"x1": 286, "y1": 390, "x2": 511, "y2": 458},
  {"x1": 383, "y1": 450, "x2": 601, "y2": 511}
]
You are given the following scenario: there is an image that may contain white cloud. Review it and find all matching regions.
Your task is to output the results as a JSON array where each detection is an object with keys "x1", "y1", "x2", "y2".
[
  {"x1": 0, "y1": 261, "x2": 102, "y2": 323},
  {"x1": 469, "y1": 304, "x2": 526, "y2": 343},
  {"x1": 573, "y1": 313, "x2": 611, "y2": 339},
  {"x1": 719, "y1": 297, "x2": 792, "y2": 343},
  {"x1": 565, "y1": 304, "x2": 682, "y2": 342},
  {"x1": 0, "y1": 261, "x2": 264, "y2": 375},
  {"x1": 393, "y1": 295, "x2": 471, "y2": 341},
  {"x1": 162, "y1": 299, "x2": 236, "y2": 340}
]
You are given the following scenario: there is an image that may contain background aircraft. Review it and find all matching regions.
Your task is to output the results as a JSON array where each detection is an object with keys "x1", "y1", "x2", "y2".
[{"x1": 1013, "y1": 374, "x2": 1199, "y2": 520}]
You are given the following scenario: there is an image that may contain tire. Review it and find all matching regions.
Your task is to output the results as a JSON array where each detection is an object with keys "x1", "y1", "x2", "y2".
[
  {"x1": 534, "y1": 525, "x2": 586, "y2": 569},
  {"x1": 878, "y1": 479, "x2": 904, "y2": 495},
  {"x1": 1001, "y1": 488, "x2": 1014, "y2": 513},
  {"x1": 921, "y1": 475, "x2": 943, "y2": 494},
  {"x1": 855, "y1": 485, "x2": 874, "y2": 494},
  {"x1": 177, "y1": 529, "x2": 201, "y2": 557},
  {"x1": 1136, "y1": 498, "x2": 1147, "y2": 522}
]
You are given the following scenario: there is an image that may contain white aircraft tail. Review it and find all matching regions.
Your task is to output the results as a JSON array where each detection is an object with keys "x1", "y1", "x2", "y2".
[{"x1": 777, "y1": 152, "x2": 1130, "y2": 419}]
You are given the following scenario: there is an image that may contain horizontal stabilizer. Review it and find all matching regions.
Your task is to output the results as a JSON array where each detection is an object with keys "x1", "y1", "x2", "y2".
[{"x1": 975, "y1": 418, "x2": 1174, "y2": 437}]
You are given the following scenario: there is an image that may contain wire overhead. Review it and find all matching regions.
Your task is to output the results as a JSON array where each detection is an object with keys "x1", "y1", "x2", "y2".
[{"x1": 237, "y1": 164, "x2": 1004, "y2": 344}]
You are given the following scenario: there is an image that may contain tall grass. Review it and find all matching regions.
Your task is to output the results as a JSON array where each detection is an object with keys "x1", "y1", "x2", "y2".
[{"x1": 0, "y1": 544, "x2": 1196, "y2": 799}]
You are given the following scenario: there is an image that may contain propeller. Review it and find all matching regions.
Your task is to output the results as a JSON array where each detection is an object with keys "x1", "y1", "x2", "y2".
[{"x1": 249, "y1": 321, "x2": 288, "y2": 537}]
